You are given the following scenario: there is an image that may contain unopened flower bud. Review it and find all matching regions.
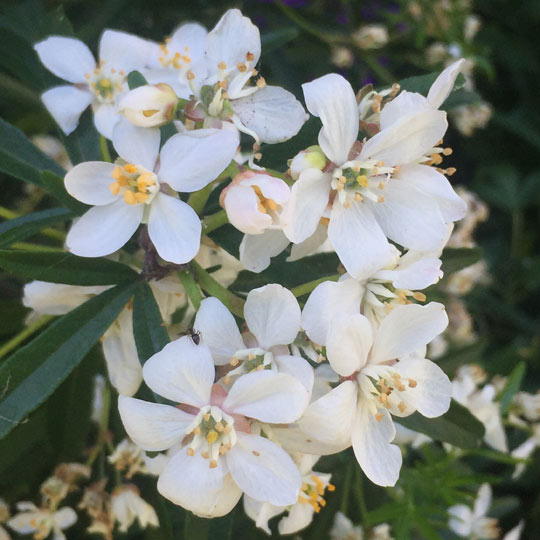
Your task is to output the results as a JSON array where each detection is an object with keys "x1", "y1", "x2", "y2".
[
  {"x1": 352, "y1": 24, "x2": 389, "y2": 49},
  {"x1": 119, "y1": 83, "x2": 179, "y2": 127},
  {"x1": 289, "y1": 145, "x2": 327, "y2": 180}
]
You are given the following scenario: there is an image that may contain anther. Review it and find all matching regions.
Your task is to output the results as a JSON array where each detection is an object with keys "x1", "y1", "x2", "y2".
[
  {"x1": 218, "y1": 61, "x2": 227, "y2": 70},
  {"x1": 246, "y1": 52, "x2": 254, "y2": 61},
  {"x1": 442, "y1": 147, "x2": 453, "y2": 156},
  {"x1": 237, "y1": 62, "x2": 247, "y2": 72},
  {"x1": 252, "y1": 450, "x2": 260, "y2": 456},
  {"x1": 186, "y1": 448, "x2": 194, "y2": 456},
  {"x1": 256, "y1": 77, "x2": 266, "y2": 88},
  {"x1": 408, "y1": 379, "x2": 417, "y2": 388},
  {"x1": 109, "y1": 182, "x2": 120, "y2": 195},
  {"x1": 398, "y1": 402, "x2": 407, "y2": 413},
  {"x1": 209, "y1": 459, "x2": 218, "y2": 469},
  {"x1": 206, "y1": 430, "x2": 219, "y2": 444},
  {"x1": 445, "y1": 167, "x2": 456, "y2": 176},
  {"x1": 123, "y1": 191, "x2": 136, "y2": 205}
]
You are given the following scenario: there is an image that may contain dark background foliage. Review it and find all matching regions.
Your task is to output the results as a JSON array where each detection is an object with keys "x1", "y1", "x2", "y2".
[{"x1": 0, "y1": 0, "x2": 539, "y2": 538}]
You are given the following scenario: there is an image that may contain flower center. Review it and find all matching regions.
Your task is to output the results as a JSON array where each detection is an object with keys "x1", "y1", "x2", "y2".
[
  {"x1": 358, "y1": 365, "x2": 417, "y2": 420},
  {"x1": 225, "y1": 347, "x2": 273, "y2": 382},
  {"x1": 109, "y1": 163, "x2": 159, "y2": 206},
  {"x1": 158, "y1": 40, "x2": 192, "y2": 71},
  {"x1": 298, "y1": 475, "x2": 335, "y2": 513},
  {"x1": 85, "y1": 64, "x2": 125, "y2": 104},
  {"x1": 331, "y1": 161, "x2": 394, "y2": 208},
  {"x1": 184, "y1": 405, "x2": 237, "y2": 468}
]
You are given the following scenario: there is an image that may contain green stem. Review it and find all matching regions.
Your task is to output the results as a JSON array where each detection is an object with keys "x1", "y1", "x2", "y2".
[
  {"x1": 0, "y1": 206, "x2": 66, "y2": 242},
  {"x1": 0, "y1": 314, "x2": 54, "y2": 360},
  {"x1": 340, "y1": 459, "x2": 354, "y2": 515},
  {"x1": 191, "y1": 261, "x2": 245, "y2": 318},
  {"x1": 100, "y1": 135, "x2": 112, "y2": 163},
  {"x1": 361, "y1": 53, "x2": 395, "y2": 85},
  {"x1": 202, "y1": 210, "x2": 228, "y2": 234},
  {"x1": 353, "y1": 465, "x2": 369, "y2": 525},
  {"x1": 178, "y1": 269, "x2": 202, "y2": 311},
  {"x1": 291, "y1": 275, "x2": 340, "y2": 297},
  {"x1": 11, "y1": 242, "x2": 65, "y2": 252}
]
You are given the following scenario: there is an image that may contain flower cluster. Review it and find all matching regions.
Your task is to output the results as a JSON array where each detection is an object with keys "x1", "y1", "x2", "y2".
[{"x1": 5, "y1": 6, "x2": 520, "y2": 538}]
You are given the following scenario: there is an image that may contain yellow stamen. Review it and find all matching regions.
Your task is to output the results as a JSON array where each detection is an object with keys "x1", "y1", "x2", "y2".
[
  {"x1": 209, "y1": 459, "x2": 218, "y2": 468},
  {"x1": 124, "y1": 164, "x2": 137, "y2": 174},
  {"x1": 134, "y1": 192, "x2": 149, "y2": 203},
  {"x1": 246, "y1": 52, "x2": 254, "y2": 61},
  {"x1": 109, "y1": 182, "x2": 120, "y2": 195},
  {"x1": 206, "y1": 430, "x2": 219, "y2": 444},
  {"x1": 412, "y1": 292, "x2": 426, "y2": 301},
  {"x1": 123, "y1": 191, "x2": 136, "y2": 205},
  {"x1": 252, "y1": 450, "x2": 260, "y2": 456},
  {"x1": 409, "y1": 379, "x2": 417, "y2": 388},
  {"x1": 218, "y1": 61, "x2": 227, "y2": 70},
  {"x1": 112, "y1": 166, "x2": 123, "y2": 180},
  {"x1": 356, "y1": 175, "x2": 368, "y2": 188},
  {"x1": 186, "y1": 448, "x2": 194, "y2": 456},
  {"x1": 142, "y1": 109, "x2": 159, "y2": 117}
]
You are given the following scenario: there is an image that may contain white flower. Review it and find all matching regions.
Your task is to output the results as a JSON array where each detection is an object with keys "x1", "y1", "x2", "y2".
[
  {"x1": 283, "y1": 60, "x2": 466, "y2": 279},
  {"x1": 110, "y1": 485, "x2": 158, "y2": 533},
  {"x1": 352, "y1": 25, "x2": 389, "y2": 49},
  {"x1": 118, "y1": 336, "x2": 309, "y2": 516},
  {"x1": 221, "y1": 170, "x2": 290, "y2": 235},
  {"x1": 448, "y1": 484, "x2": 499, "y2": 539},
  {"x1": 513, "y1": 391, "x2": 540, "y2": 423},
  {"x1": 64, "y1": 122, "x2": 238, "y2": 262},
  {"x1": 295, "y1": 303, "x2": 451, "y2": 486},
  {"x1": 302, "y1": 246, "x2": 444, "y2": 344},
  {"x1": 0, "y1": 499, "x2": 10, "y2": 540},
  {"x1": 511, "y1": 424, "x2": 540, "y2": 478},
  {"x1": 184, "y1": 9, "x2": 308, "y2": 144},
  {"x1": 330, "y1": 512, "x2": 364, "y2": 540},
  {"x1": 35, "y1": 31, "x2": 153, "y2": 138},
  {"x1": 194, "y1": 284, "x2": 314, "y2": 393},
  {"x1": 119, "y1": 83, "x2": 179, "y2": 127},
  {"x1": 7, "y1": 502, "x2": 77, "y2": 540},
  {"x1": 244, "y1": 453, "x2": 334, "y2": 535}
]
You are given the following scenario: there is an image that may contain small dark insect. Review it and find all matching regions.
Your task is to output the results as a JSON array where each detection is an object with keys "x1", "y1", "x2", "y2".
[{"x1": 187, "y1": 329, "x2": 202, "y2": 345}]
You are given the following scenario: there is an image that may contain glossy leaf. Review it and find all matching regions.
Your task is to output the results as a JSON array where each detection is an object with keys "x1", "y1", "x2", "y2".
[{"x1": 441, "y1": 247, "x2": 483, "y2": 275}]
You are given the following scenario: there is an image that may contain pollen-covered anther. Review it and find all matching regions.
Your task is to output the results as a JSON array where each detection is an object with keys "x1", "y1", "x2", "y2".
[
  {"x1": 442, "y1": 147, "x2": 453, "y2": 156},
  {"x1": 412, "y1": 292, "x2": 426, "y2": 301},
  {"x1": 218, "y1": 61, "x2": 227, "y2": 70},
  {"x1": 237, "y1": 62, "x2": 247, "y2": 72},
  {"x1": 256, "y1": 77, "x2": 266, "y2": 88},
  {"x1": 408, "y1": 379, "x2": 417, "y2": 388},
  {"x1": 398, "y1": 402, "x2": 407, "y2": 413},
  {"x1": 246, "y1": 52, "x2": 255, "y2": 62}
]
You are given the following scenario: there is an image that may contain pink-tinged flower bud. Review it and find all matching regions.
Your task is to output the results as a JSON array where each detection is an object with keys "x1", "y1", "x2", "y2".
[
  {"x1": 288, "y1": 145, "x2": 327, "y2": 180},
  {"x1": 220, "y1": 170, "x2": 290, "y2": 235},
  {"x1": 119, "y1": 83, "x2": 179, "y2": 127}
]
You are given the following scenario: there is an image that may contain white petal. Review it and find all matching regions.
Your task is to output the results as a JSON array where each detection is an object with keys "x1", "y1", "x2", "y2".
[
  {"x1": 118, "y1": 396, "x2": 193, "y2": 451},
  {"x1": 474, "y1": 483, "x2": 492, "y2": 518},
  {"x1": 244, "y1": 284, "x2": 301, "y2": 348},
  {"x1": 7, "y1": 511, "x2": 43, "y2": 534},
  {"x1": 327, "y1": 314, "x2": 372, "y2": 377},
  {"x1": 65, "y1": 161, "x2": 119, "y2": 206},
  {"x1": 283, "y1": 169, "x2": 331, "y2": 244},
  {"x1": 299, "y1": 381, "x2": 357, "y2": 453},
  {"x1": 352, "y1": 400, "x2": 402, "y2": 486},
  {"x1": 239, "y1": 230, "x2": 290, "y2": 273},
  {"x1": 448, "y1": 505, "x2": 474, "y2": 536},
  {"x1": 34, "y1": 36, "x2": 95, "y2": 83},
  {"x1": 102, "y1": 310, "x2": 142, "y2": 397},
  {"x1": 142, "y1": 337, "x2": 214, "y2": 406},
  {"x1": 375, "y1": 256, "x2": 442, "y2": 290},
  {"x1": 99, "y1": 29, "x2": 152, "y2": 71},
  {"x1": 66, "y1": 200, "x2": 143, "y2": 258},
  {"x1": 224, "y1": 184, "x2": 272, "y2": 234},
  {"x1": 503, "y1": 521, "x2": 524, "y2": 540},
  {"x1": 41, "y1": 86, "x2": 93, "y2": 135},
  {"x1": 233, "y1": 85, "x2": 308, "y2": 143},
  {"x1": 227, "y1": 434, "x2": 301, "y2": 506},
  {"x1": 302, "y1": 74, "x2": 358, "y2": 165},
  {"x1": 287, "y1": 223, "x2": 328, "y2": 262},
  {"x1": 148, "y1": 193, "x2": 201, "y2": 264},
  {"x1": 366, "y1": 179, "x2": 448, "y2": 251},
  {"x1": 274, "y1": 354, "x2": 314, "y2": 393},
  {"x1": 243, "y1": 497, "x2": 283, "y2": 535},
  {"x1": 169, "y1": 23, "x2": 207, "y2": 62},
  {"x1": 396, "y1": 164, "x2": 466, "y2": 222},
  {"x1": 278, "y1": 501, "x2": 314, "y2": 535},
  {"x1": 379, "y1": 91, "x2": 431, "y2": 130},
  {"x1": 112, "y1": 118, "x2": 160, "y2": 171},
  {"x1": 393, "y1": 357, "x2": 451, "y2": 417},
  {"x1": 427, "y1": 59, "x2": 466, "y2": 109},
  {"x1": 302, "y1": 278, "x2": 363, "y2": 346},
  {"x1": 193, "y1": 297, "x2": 244, "y2": 365},
  {"x1": 244, "y1": 173, "x2": 290, "y2": 204},
  {"x1": 206, "y1": 9, "x2": 261, "y2": 77},
  {"x1": 224, "y1": 371, "x2": 309, "y2": 423},
  {"x1": 158, "y1": 450, "x2": 241, "y2": 517},
  {"x1": 93, "y1": 103, "x2": 119, "y2": 139},
  {"x1": 360, "y1": 109, "x2": 447, "y2": 165},
  {"x1": 328, "y1": 201, "x2": 394, "y2": 280},
  {"x1": 158, "y1": 129, "x2": 238, "y2": 192},
  {"x1": 54, "y1": 507, "x2": 77, "y2": 529},
  {"x1": 371, "y1": 302, "x2": 448, "y2": 363}
]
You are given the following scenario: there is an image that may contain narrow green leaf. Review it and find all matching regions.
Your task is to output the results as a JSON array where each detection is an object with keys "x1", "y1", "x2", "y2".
[
  {"x1": 40, "y1": 170, "x2": 88, "y2": 214},
  {"x1": 499, "y1": 361, "x2": 526, "y2": 414},
  {"x1": 178, "y1": 269, "x2": 202, "y2": 311},
  {"x1": 0, "y1": 207, "x2": 71, "y2": 248},
  {"x1": 0, "y1": 281, "x2": 138, "y2": 440},
  {"x1": 132, "y1": 282, "x2": 170, "y2": 364},
  {"x1": 0, "y1": 117, "x2": 64, "y2": 185},
  {"x1": 441, "y1": 247, "x2": 483, "y2": 275},
  {"x1": 0, "y1": 250, "x2": 139, "y2": 285},
  {"x1": 396, "y1": 400, "x2": 485, "y2": 449},
  {"x1": 128, "y1": 70, "x2": 148, "y2": 90},
  {"x1": 59, "y1": 109, "x2": 101, "y2": 165}
]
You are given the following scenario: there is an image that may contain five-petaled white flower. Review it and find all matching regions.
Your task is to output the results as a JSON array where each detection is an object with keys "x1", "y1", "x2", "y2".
[
  {"x1": 293, "y1": 302, "x2": 451, "y2": 486},
  {"x1": 35, "y1": 30, "x2": 153, "y2": 138},
  {"x1": 110, "y1": 485, "x2": 159, "y2": 533},
  {"x1": 7, "y1": 502, "x2": 77, "y2": 540},
  {"x1": 194, "y1": 284, "x2": 314, "y2": 392},
  {"x1": 64, "y1": 122, "x2": 238, "y2": 262},
  {"x1": 283, "y1": 60, "x2": 466, "y2": 279},
  {"x1": 119, "y1": 336, "x2": 310, "y2": 517}
]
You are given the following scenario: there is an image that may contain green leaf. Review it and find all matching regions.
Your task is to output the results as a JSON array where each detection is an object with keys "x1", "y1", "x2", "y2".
[
  {"x1": 0, "y1": 250, "x2": 139, "y2": 285},
  {"x1": 0, "y1": 117, "x2": 64, "y2": 185},
  {"x1": 396, "y1": 400, "x2": 485, "y2": 449},
  {"x1": 499, "y1": 361, "x2": 526, "y2": 414},
  {"x1": 59, "y1": 109, "x2": 101, "y2": 165},
  {"x1": 132, "y1": 282, "x2": 170, "y2": 364},
  {"x1": 441, "y1": 247, "x2": 483, "y2": 275},
  {"x1": 261, "y1": 27, "x2": 299, "y2": 54},
  {"x1": 128, "y1": 70, "x2": 148, "y2": 90},
  {"x1": 40, "y1": 170, "x2": 88, "y2": 214},
  {"x1": 0, "y1": 207, "x2": 71, "y2": 248},
  {"x1": 0, "y1": 281, "x2": 138, "y2": 440}
]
